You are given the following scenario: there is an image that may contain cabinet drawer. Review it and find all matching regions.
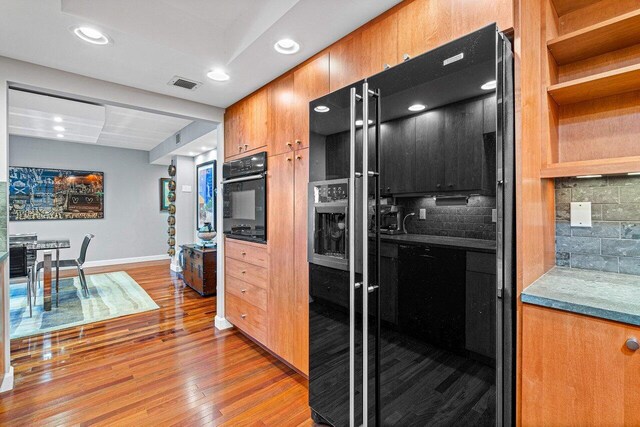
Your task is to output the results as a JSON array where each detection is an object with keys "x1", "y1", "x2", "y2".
[
  {"x1": 226, "y1": 239, "x2": 268, "y2": 268},
  {"x1": 226, "y1": 275, "x2": 267, "y2": 311},
  {"x1": 226, "y1": 294, "x2": 267, "y2": 344},
  {"x1": 226, "y1": 258, "x2": 268, "y2": 289},
  {"x1": 466, "y1": 251, "x2": 496, "y2": 274}
]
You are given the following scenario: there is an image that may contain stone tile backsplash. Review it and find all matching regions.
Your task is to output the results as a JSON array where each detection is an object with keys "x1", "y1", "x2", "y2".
[
  {"x1": 401, "y1": 196, "x2": 496, "y2": 240},
  {"x1": 555, "y1": 175, "x2": 640, "y2": 275}
]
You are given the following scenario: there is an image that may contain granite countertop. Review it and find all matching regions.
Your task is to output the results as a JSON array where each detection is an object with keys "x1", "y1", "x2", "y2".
[
  {"x1": 522, "y1": 267, "x2": 640, "y2": 326},
  {"x1": 371, "y1": 233, "x2": 496, "y2": 253}
]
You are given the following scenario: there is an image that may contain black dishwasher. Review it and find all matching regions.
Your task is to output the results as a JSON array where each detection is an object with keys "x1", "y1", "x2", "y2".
[{"x1": 398, "y1": 244, "x2": 466, "y2": 352}]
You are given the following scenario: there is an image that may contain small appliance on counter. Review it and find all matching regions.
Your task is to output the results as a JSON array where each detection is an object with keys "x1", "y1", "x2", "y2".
[
  {"x1": 379, "y1": 204, "x2": 404, "y2": 235},
  {"x1": 222, "y1": 152, "x2": 267, "y2": 244}
]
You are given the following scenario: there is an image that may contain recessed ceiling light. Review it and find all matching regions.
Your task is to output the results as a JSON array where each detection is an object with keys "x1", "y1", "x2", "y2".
[
  {"x1": 408, "y1": 104, "x2": 426, "y2": 112},
  {"x1": 53, "y1": 126, "x2": 65, "y2": 132},
  {"x1": 73, "y1": 26, "x2": 110, "y2": 45},
  {"x1": 207, "y1": 69, "x2": 230, "y2": 82},
  {"x1": 56, "y1": 134, "x2": 64, "y2": 138},
  {"x1": 53, "y1": 116, "x2": 63, "y2": 123},
  {"x1": 355, "y1": 119, "x2": 373, "y2": 126},
  {"x1": 481, "y1": 80, "x2": 497, "y2": 90},
  {"x1": 314, "y1": 105, "x2": 330, "y2": 113},
  {"x1": 274, "y1": 39, "x2": 300, "y2": 55}
]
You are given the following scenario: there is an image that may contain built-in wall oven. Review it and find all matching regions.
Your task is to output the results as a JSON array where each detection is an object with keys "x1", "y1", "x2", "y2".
[{"x1": 222, "y1": 152, "x2": 267, "y2": 244}]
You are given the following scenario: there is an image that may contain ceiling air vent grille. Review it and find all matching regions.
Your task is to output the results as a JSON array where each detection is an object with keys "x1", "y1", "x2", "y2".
[{"x1": 168, "y1": 76, "x2": 202, "y2": 91}]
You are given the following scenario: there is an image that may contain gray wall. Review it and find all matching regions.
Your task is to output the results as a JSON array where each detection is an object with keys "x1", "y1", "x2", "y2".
[
  {"x1": 9, "y1": 135, "x2": 169, "y2": 264},
  {"x1": 401, "y1": 196, "x2": 496, "y2": 240},
  {"x1": 555, "y1": 175, "x2": 640, "y2": 275}
]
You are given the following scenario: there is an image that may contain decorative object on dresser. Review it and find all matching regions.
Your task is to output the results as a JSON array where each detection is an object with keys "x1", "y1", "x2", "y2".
[
  {"x1": 180, "y1": 244, "x2": 216, "y2": 296},
  {"x1": 166, "y1": 161, "x2": 176, "y2": 257},
  {"x1": 9, "y1": 166, "x2": 104, "y2": 221}
]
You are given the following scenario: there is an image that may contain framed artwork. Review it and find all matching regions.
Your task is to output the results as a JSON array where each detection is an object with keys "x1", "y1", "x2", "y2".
[
  {"x1": 160, "y1": 178, "x2": 171, "y2": 212},
  {"x1": 196, "y1": 161, "x2": 216, "y2": 230},
  {"x1": 9, "y1": 166, "x2": 104, "y2": 221}
]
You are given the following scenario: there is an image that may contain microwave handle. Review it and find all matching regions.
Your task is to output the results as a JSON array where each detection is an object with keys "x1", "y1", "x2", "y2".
[{"x1": 221, "y1": 173, "x2": 264, "y2": 184}]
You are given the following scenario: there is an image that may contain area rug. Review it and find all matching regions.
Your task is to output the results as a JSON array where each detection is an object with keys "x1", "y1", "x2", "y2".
[{"x1": 10, "y1": 271, "x2": 159, "y2": 339}]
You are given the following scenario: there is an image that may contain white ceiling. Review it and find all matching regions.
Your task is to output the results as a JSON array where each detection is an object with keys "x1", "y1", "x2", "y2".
[
  {"x1": 0, "y1": 0, "x2": 401, "y2": 108},
  {"x1": 8, "y1": 89, "x2": 193, "y2": 151}
]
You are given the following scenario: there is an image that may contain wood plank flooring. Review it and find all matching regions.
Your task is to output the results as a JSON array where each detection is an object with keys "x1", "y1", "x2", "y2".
[{"x1": 1, "y1": 261, "x2": 313, "y2": 426}]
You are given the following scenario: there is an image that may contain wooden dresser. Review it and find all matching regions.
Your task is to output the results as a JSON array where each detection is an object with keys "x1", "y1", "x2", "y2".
[
  {"x1": 180, "y1": 245, "x2": 216, "y2": 296},
  {"x1": 224, "y1": 238, "x2": 269, "y2": 345}
]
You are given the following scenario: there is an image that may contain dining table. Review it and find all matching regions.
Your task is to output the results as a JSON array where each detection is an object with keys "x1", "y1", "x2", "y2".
[{"x1": 27, "y1": 239, "x2": 71, "y2": 311}]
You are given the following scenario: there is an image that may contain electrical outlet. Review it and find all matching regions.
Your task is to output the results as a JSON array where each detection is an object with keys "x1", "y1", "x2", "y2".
[
  {"x1": 419, "y1": 209, "x2": 426, "y2": 220},
  {"x1": 571, "y1": 202, "x2": 592, "y2": 227}
]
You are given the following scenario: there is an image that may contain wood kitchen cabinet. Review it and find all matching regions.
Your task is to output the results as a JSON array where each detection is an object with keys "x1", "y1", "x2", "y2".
[
  {"x1": 465, "y1": 252, "x2": 496, "y2": 359},
  {"x1": 267, "y1": 74, "x2": 295, "y2": 156},
  {"x1": 329, "y1": 33, "x2": 364, "y2": 93},
  {"x1": 444, "y1": 97, "x2": 484, "y2": 192},
  {"x1": 415, "y1": 109, "x2": 446, "y2": 192},
  {"x1": 224, "y1": 88, "x2": 268, "y2": 160},
  {"x1": 381, "y1": 116, "x2": 416, "y2": 194},
  {"x1": 267, "y1": 150, "x2": 310, "y2": 374},
  {"x1": 293, "y1": 53, "x2": 330, "y2": 150},
  {"x1": 522, "y1": 304, "x2": 640, "y2": 426}
]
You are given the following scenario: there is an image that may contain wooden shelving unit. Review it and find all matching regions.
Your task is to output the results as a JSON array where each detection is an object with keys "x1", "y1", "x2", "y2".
[
  {"x1": 548, "y1": 9, "x2": 640, "y2": 65},
  {"x1": 541, "y1": 156, "x2": 640, "y2": 178},
  {"x1": 548, "y1": 64, "x2": 640, "y2": 105},
  {"x1": 550, "y1": 0, "x2": 600, "y2": 16},
  {"x1": 540, "y1": 2, "x2": 640, "y2": 178}
]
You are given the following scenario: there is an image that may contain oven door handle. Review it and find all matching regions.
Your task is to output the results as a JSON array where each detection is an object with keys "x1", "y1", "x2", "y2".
[{"x1": 221, "y1": 173, "x2": 264, "y2": 184}]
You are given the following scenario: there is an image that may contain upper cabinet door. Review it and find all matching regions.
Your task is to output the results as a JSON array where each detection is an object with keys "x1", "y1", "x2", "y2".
[
  {"x1": 415, "y1": 109, "x2": 446, "y2": 192},
  {"x1": 224, "y1": 104, "x2": 240, "y2": 160},
  {"x1": 380, "y1": 117, "x2": 416, "y2": 194},
  {"x1": 245, "y1": 88, "x2": 268, "y2": 153},
  {"x1": 397, "y1": 0, "x2": 452, "y2": 61},
  {"x1": 329, "y1": 33, "x2": 364, "y2": 93},
  {"x1": 444, "y1": 98, "x2": 484, "y2": 191},
  {"x1": 293, "y1": 53, "x2": 330, "y2": 150},
  {"x1": 361, "y1": 13, "x2": 399, "y2": 77},
  {"x1": 268, "y1": 74, "x2": 295, "y2": 156}
]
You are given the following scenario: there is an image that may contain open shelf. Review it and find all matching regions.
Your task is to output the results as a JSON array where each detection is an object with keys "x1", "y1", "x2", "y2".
[
  {"x1": 551, "y1": 0, "x2": 600, "y2": 16},
  {"x1": 541, "y1": 156, "x2": 640, "y2": 178},
  {"x1": 548, "y1": 9, "x2": 640, "y2": 65},
  {"x1": 548, "y1": 64, "x2": 640, "y2": 105}
]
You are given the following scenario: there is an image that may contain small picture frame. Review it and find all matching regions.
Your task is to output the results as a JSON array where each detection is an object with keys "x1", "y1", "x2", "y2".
[{"x1": 160, "y1": 178, "x2": 171, "y2": 212}]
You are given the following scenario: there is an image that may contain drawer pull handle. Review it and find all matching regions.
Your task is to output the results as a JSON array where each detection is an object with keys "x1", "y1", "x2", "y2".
[
  {"x1": 626, "y1": 337, "x2": 639, "y2": 351},
  {"x1": 295, "y1": 139, "x2": 301, "y2": 145},
  {"x1": 241, "y1": 251, "x2": 246, "y2": 256},
  {"x1": 241, "y1": 289, "x2": 246, "y2": 294},
  {"x1": 241, "y1": 270, "x2": 246, "y2": 274},
  {"x1": 286, "y1": 142, "x2": 292, "y2": 147},
  {"x1": 241, "y1": 314, "x2": 247, "y2": 319}
]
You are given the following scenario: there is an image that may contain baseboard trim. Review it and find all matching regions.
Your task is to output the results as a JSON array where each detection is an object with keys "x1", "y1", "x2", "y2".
[
  {"x1": 215, "y1": 315, "x2": 233, "y2": 330},
  {"x1": 84, "y1": 254, "x2": 170, "y2": 269},
  {"x1": 0, "y1": 366, "x2": 14, "y2": 393}
]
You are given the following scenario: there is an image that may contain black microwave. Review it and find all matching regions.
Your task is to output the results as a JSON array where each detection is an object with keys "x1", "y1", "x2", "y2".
[{"x1": 222, "y1": 152, "x2": 267, "y2": 244}]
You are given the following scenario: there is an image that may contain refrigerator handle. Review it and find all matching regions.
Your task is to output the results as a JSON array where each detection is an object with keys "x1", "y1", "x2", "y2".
[
  {"x1": 348, "y1": 87, "x2": 357, "y2": 427},
  {"x1": 361, "y1": 81, "x2": 369, "y2": 427}
]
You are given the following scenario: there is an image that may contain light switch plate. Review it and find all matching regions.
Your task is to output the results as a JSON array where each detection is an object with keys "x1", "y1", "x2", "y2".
[
  {"x1": 571, "y1": 202, "x2": 592, "y2": 227},
  {"x1": 492, "y1": 209, "x2": 497, "y2": 223},
  {"x1": 181, "y1": 185, "x2": 192, "y2": 193},
  {"x1": 419, "y1": 209, "x2": 426, "y2": 220}
]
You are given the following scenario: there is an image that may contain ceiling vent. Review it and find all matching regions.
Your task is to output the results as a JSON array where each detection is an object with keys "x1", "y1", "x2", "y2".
[{"x1": 168, "y1": 76, "x2": 202, "y2": 91}]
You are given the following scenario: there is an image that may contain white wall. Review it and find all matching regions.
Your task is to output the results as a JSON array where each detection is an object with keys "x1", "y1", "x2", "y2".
[{"x1": 9, "y1": 136, "x2": 170, "y2": 264}]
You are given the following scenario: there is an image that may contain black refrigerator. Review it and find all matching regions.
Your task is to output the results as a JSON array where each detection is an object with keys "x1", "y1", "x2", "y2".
[{"x1": 307, "y1": 25, "x2": 515, "y2": 426}]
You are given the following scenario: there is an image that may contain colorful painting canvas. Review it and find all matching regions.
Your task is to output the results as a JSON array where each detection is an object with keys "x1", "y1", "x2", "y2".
[
  {"x1": 9, "y1": 167, "x2": 104, "y2": 221},
  {"x1": 160, "y1": 178, "x2": 171, "y2": 212},
  {"x1": 197, "y1": 161, "x2": 215, "y2": 229}
]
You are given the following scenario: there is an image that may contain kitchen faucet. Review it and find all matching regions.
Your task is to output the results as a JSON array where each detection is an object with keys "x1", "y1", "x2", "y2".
[{"x1": 402, "y1": 212, "x2": 415, "y2": 234}]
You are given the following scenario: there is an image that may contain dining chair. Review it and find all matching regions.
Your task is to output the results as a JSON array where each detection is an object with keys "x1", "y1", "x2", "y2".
[
  {"x1": 36, "y1": 234, "x2": 95, "y2": 300},
  {"x1": 10, "y1": 245, "x2": 35, "y2": 317}
]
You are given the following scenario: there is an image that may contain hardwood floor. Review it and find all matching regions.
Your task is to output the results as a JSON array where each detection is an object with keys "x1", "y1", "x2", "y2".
[{"x1": 1, "y1": 261, "x2": 313, "y2": 426}]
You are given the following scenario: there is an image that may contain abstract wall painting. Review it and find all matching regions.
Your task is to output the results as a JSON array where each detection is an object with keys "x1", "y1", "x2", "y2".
[
  {"x1": 160, "y1": 178, "x2": 172, "y2": 212},
  {"x1": 196, "y1": 161, "x2": 216, "y2": 230},
  {"x1": 9, "y1": 167, "x2": 104, "y2": 221}
]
